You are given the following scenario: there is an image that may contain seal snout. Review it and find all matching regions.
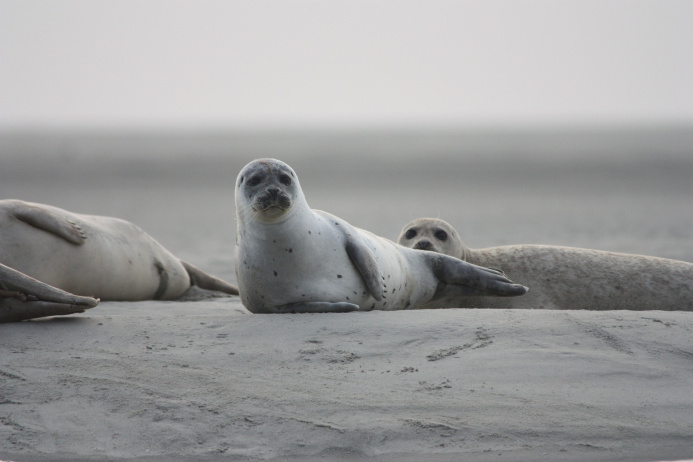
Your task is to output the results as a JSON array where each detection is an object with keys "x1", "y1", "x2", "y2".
[
  {"x1": 253, "y1": 186, "x2": 292, "y2": 213},
  {"x1": 414, "y1": 239, "x2": 435, "y2": 251}
]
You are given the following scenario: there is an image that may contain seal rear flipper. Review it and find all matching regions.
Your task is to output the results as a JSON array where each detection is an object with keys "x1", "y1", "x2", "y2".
[
  {"x1": 1, "y1": 262, "x2": 99, "y2": 322},
  {"x1": 345, "y1": 234, "x2": 383, "y2": 301},
  {"x1": 274, "y1": 301, "x2": 359, "y2": 313},
  {"x1": 180, "y1": 261, "x2": 239, "y2": 295},
  {"x1": 0, "y1": 262, "x2": 99, "y2": 307},
  {"x1": 12, "y1": 202, "x2": 87, "y2": 245},
  {"x1": 0, "y1": 299, "x2": 96, "y2": 323},
  {"x1": 432, "y1": 254, "x2": 528, "y2": 297}
]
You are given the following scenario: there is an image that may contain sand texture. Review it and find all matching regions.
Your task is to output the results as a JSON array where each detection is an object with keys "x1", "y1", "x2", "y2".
[
  {"x1": 2, "y1": 303, "x2": 693, "y2": 462},
  {"x1": 1, "y1": 130, "x2": 692, "y2": 461}
]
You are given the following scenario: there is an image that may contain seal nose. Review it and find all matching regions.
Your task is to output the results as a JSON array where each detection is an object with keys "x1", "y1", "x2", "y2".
[
  {"x1": 267, "y1": 186, "x2": 280, "y2": 199},
  {"x1": 414, "y1": 240, "x2": 433, "y2": 250}
]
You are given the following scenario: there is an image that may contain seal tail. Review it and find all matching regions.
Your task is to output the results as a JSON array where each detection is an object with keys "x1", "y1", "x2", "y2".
[{"x1": 180, "y1": 260, "x2": 240, "y2": 296}]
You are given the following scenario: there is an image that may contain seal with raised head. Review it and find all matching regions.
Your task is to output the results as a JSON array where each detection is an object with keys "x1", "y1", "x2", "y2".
[
  {"x1": 398, "y1": 217, "x2": 693, "y2": 311},
  {"x1": 234, "y1": 159, "x2": 527, "y2": 313},
  {"x1": 0, "y1": 200, "x2": 239, "y2": 301},
  {"x1": 1, "y1": 262, "x2": 99, "y2": 322}
]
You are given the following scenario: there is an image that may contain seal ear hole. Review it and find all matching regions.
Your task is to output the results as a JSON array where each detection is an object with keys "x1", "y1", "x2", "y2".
[
  {"x1": 434, "y1": 230, "x2": 448, "y2": 241},
  {"x1": 279, "y1": 174, "x2": 292, "y2": 186},
  {"x1": 405, "y1": 229, "x2": 417, "y2": 240}
]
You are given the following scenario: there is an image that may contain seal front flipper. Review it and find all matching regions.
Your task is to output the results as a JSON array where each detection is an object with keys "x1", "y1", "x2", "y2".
[
  {"x1": 345, "y1": 234, "x2": 383, "y2": 301},
  {"x1": 180, "y1": 260, "x2": 239, "y2": 295},
  {"x1": 274, "y1": 301, "x2": 359, "y2": 313},
  {"x1": 11, "y1": 202, "x2": 87, "y2": 245},
  {"x1": 432, "y1": 254, "x2": 528, "y2": 297}
]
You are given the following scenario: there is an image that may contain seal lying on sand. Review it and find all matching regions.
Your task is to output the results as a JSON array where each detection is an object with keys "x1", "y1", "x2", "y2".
[
  {"x1": 0, "y1": 200, "x2": 238, "y2": 301},
  {"x1": 1, "y1": 262, "x2": 99, "y2": 323},
  {"x1": 234, "y1": 159, "x2": 527, "y2": 313},
  {"x1": 398, "y1": 217, "x2": 693, "y2": 311}
]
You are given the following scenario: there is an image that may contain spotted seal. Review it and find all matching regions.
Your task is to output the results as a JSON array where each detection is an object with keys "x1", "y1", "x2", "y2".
[{"x1": 234, "y1": 159, "x2": 527, "y2": 313}]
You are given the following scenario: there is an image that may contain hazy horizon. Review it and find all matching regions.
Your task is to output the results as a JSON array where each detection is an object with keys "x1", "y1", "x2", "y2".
[{"x1": 2, "y1": 1, "x2": 692, "y2": 131}]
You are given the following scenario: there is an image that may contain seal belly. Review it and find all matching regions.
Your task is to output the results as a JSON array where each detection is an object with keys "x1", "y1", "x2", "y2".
[
  {"x1": 237, "y1": 219, "x2": 373, "y2": 312},
  {"x1": 1, "y1": 209, "x2": 190, "y2": 300}
]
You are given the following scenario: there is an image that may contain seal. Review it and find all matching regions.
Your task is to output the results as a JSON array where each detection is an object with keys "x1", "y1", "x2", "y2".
[
  {"x1": 398, "y1": 217, "x2": 693, "y2": 311},
  {"x1": 234, "y1": 159, "x2": 527, "y2": 313},
  {"x1": 0, "y1": 200, "x2": 239, "y2": 301},
  {"x1": 1, "y1": 262, "x2": 99, "y2": 322}
]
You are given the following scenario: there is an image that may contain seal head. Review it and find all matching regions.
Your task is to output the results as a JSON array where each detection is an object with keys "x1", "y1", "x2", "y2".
[
  {"x1": 398, "y1": 218, "x2": 469, "y2": 260},
  {"x1": 236, "y1": 159, "x2": 304, "y2": 224}
]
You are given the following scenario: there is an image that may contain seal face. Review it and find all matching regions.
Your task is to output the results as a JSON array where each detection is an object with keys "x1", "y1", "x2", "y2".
[
  {"x1": 235, "y1": 159, "x2": 527, "y2": 314},
  {"x1": 398, "y1": 218, "x2": 466, "y2": 259},
  {"x1": 237, "y1": 159, "x2": 298, "y2": 222},
  {"x1": 398, "y1": 217, "x2": 693, "y2": 311}
]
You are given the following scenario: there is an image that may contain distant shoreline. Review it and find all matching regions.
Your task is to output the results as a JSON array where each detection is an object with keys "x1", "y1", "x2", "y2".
[{"x1": 1, "y1": 125, "x2": 692, "y2": 160}]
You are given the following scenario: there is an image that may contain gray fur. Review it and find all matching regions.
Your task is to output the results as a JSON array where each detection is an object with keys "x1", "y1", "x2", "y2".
[
  {"x1": 398, "y1": 217, "x2": 693, "y2": 311},
  {"x1": 0, "y1": 199, "x2": 238, "y2": 302}
]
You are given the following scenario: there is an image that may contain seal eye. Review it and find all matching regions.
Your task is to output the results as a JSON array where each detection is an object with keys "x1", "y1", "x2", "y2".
[
  {"x1": 247, "y1": 176, "x2": 262, "y2": 187},
  {"x1": 434, "y1": 230, "x2": 448, "y2": 241},
  {"x1": 405, "y1": 229, "x2": 417, "y2": 240},
  {"x1": 279, "y1": 174, "x2": 292, "y2": 186}
]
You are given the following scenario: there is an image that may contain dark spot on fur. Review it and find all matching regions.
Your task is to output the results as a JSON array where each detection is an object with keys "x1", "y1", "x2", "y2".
[
  {"x1": 273, "y1": 271, "x2": 278, "y2": 276},
  {"x1": 337, "y1": 274, "x2": 342, "y2": 278},
  {"x1": 369, "y1": 303, "x2": 376, "y2": 310},
  {"x1": 308, "y1": 230, "x2": 312, "y2": 234},
  {"x1": 346, "y1": 296, "x2": 350, "y2": 300}
]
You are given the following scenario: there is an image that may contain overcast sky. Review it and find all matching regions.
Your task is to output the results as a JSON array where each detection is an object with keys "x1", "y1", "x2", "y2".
[{"x1": 1, "y1": 0, "x2": 692, "y2": 130}]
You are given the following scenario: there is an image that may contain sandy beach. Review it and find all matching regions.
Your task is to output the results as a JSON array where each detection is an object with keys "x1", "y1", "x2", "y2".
[{"x1": 1, "y1": 129, "x2": 692, "y2": 461}]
